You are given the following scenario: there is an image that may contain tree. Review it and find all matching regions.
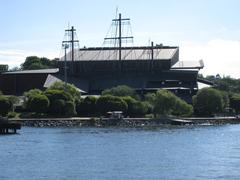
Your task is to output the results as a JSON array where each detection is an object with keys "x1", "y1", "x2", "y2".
[
  {"x1": 229, "y1": 94, "x2": 240, "y2": 113},
  {"x1": 23, "y1": 89, "x2": 43, "y2": 110},
  {"x1": 193, "y1": 88, "x2": 224, "y2": 116},
  {"x1": 121, "y1": 96, "x2": 148, "y2": 117},
  {"x1": 76, "y1": 96, "x2": 97, "y2": 116},
  {"x1": 28, "y1": 94, "x2": 50, "y2": 113},
  {"x1": 48, "y1": 81, "x2": 81, "y2": 102},
  {"x1": 21, "y1": 56, "x2": 57, "y2": 70},
  {"x1": 153, "y1": 89, "x2": 177, "y2": 116},
  {"x1": 172, "y1": 98, "x2": 193, "y2": 117},
  {"x1": 102, "y1": 85, "x2": 139, "y2": 100},
  {"x1": 96, "y1": 95, "x2": 128, "y2": 115},
  {"x1": 65, "y1": 101, "x2": 76, "y2": 116},
  {"x1": 0, "y1": 96, "x2": 11, "y2": 116}
]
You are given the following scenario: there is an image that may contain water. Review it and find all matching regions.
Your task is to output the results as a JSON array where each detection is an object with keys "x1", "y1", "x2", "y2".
[{"x1": 1, "y1": 125, "x2": 240, "y2": 180}]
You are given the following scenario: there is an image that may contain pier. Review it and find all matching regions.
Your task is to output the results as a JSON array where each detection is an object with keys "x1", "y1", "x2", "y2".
[{"x1": 0, "y1": 118, "x2": 21, "y2": 134}]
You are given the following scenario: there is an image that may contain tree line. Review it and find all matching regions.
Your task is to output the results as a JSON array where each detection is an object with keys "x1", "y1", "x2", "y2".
[{"x1": 1, "y1": 81, "x2": 239, "y2": 118}]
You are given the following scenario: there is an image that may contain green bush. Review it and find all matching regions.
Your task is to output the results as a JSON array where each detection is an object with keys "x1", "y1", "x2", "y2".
[
  {"x1": 173, "y1": 98, "x2": 193, "y2": 117},
  {"x1": 28, "y1": 94, "x2": 50, "y2": 113},
  {"x1": 65, "y1": 101, "x2": 76, "y2": 116},
  {"x1": 96, "y1": 95, "x2": 128, "y2": 115},
  {"x1": 153, "y1": 89, "x2": 177, "y2": 116},
  {"x1": 193, "y1": 88, "x2": 224, "y2": 116},
  {"x1": 24, "y1": 89, "x2": 43, "y2": 109},
  {"x1": 122, "y1": 96, "x2": 148, "y2": 117},
  {"x1": 148, "y1": 89, "x2": 193, "y2": 117},
  {"x1": 102, "y1": 85, "x2": 139, "y2": 100},
  {"x1": 230, "y1": 93, "x2": 240, "y2": 113},
  {"x1": 48, "y1": 81, "x2": 81, "y2": 102},
  {"x1": 76, "y1": 96, "x2": 97, "y2": 116},
  {"x1": 50, "y1": 99, "x2": 66, "y2": 115},
  {"x1": 0, "y1": 96, "x2": 12, "y2": 116}
]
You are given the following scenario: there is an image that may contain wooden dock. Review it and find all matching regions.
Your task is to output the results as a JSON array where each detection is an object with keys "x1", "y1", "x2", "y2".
[{"x1": 0, "y1": 118, "x2": 21, "y2": 134}]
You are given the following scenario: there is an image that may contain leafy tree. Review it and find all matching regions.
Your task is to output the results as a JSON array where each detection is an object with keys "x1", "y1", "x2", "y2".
[
  {"x1": 21, "y1": 56, "x2": 57, "y2": 70},
  {"x1": 48, "y1": 81, "x2": 81, "y2": 102},
  {"x1": 193, "y1": 88, "x2": 224, "y2": 116},
  {"x1": 50, "y1": 99, "x2": 66, "y2": 115},
  {"x1": 121, "y1": 96, "x2": 148, "y2": 117},
  {"x1": 0, "y1": 96, "x2": 11, "y2": 116},
  {"x1": 23, "y1": 89, "x2": 43, "y2": 109},
  {"x1": 102, "y1": 85, "x2": 139, "y2": 100},
  {"x1": 153, "y1": 89, "x2": 177, "y2": 116},
  {"x1": 96, "y1": 95, "x2": 128, "y2": 115},
  {"x1": 229, "y1": 94, "x2": 240, "y2": 113},
  {"x1": 65, "y1": 101, "x2": 76, "y2": 116},
  {"x1": 28, "y1": 94, "x2": 50, "y2": 113},
  {"x1": 76, "y1": 96, "x2": 97, "y2": 116},
  {"x1": 172, "y1": 98, "x2": 193, "y2": 117}
]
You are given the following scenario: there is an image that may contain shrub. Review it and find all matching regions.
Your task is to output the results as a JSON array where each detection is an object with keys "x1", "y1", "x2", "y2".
[
  {"x1": 0, "y1": 96, "x2": 12, "y2": 116},
  {"x1": 48, "y1": 81, "x2": 81, "y2": 102},
  {"x1": 102, "y1": 85, "x2": 139, "y2": 100},
  {"x1": 229, "y1": 93, "x2": 240, "y2": 113},
  {"x1": 76, "y1": 96, "x2": 97, "y2": 116},
  {"x1": 28, "y1": 94, "x2": 50, "y2": 113},
  {"x1": 153, "y1": 89, "x2": 177, "y2": 116},
  {"x1": 96, "y1": 95, "x2": 128, "y2": 115},
  {"x1": 173, "y1": 98, "x2": 193, "y2": 117},
  {"x1": 193, "y1": 88, "x2": 224, "y2": 116},
  {"x1": 65, "y1": 101, "x2": 76, "y2": 116},
  {"x1": 122, "y1": 96, "x2": 148, "y2": 117},
  {"x1": 50, "y1": 99, "x2": 66, "y2": 115}
]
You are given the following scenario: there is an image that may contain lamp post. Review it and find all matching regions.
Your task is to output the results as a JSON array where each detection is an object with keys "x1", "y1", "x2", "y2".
[{"x1": 62, "y1": 43, "x2": 69, "y2": 92}]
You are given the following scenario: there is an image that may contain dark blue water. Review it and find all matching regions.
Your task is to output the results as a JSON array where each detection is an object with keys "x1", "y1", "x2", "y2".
[{"x1": 1, "y1": 125, "x2": 240, "y2": 180}]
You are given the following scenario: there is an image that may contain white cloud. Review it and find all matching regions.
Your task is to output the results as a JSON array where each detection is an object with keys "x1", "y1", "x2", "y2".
[{"x1": 180, "y1": 39, "x2": 240, "y2": 78}]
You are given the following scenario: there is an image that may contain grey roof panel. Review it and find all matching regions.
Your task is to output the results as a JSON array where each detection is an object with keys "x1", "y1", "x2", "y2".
[{"x1": 3, "y1": 68, "x2": 59, "y2": 74}]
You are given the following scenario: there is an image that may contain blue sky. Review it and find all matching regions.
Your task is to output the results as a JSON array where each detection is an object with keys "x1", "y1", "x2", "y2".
[{"x1": 0, "y1": 0, "x2": 240, "y2": 77}]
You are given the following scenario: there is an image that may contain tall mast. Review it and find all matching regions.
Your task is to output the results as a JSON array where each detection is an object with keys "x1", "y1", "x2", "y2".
[
  {"x1": 119, "y1": 13, "x2": 122, "y2": 61},
  {"x1": 62, "y1": 26, "x2": 79, "y2": 62},
  {"x1": 104, "y1": 13, "x2": 133, "y2": 61}
]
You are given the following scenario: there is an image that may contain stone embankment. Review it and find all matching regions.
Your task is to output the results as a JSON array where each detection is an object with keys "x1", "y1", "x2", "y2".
[{"x1": 10, "y1": 116, "x2": 240, "y2": 127}]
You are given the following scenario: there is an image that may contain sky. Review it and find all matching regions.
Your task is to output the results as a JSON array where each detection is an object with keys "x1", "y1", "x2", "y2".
[{"x1": 0, "y1": 0, "x2": 240, "y2": 78}]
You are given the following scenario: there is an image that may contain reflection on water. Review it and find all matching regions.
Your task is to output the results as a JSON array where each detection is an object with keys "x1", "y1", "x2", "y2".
[{"x1": 1, "y1": 125, "x2": 240, "y2": 180}]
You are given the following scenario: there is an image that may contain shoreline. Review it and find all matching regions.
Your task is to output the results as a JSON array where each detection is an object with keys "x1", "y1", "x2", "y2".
[{"x1": 9, "y1": 116, "x2": 240, "y2": 128}]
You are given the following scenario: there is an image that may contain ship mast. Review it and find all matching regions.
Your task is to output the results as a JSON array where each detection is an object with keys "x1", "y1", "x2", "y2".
[
  {"x1": 62, "y1": 26, "x2": 79, "y2": 62},
  {"x1": 104, "y1": 13, "x2": 133, "y2": 61}
]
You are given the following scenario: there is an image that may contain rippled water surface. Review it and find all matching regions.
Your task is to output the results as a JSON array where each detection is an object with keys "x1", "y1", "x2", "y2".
[{"x1": 1, "y1": 125, "x2": 240, "y2": 180}]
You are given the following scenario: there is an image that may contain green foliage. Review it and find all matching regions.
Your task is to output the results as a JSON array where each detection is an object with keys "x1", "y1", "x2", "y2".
[
  {"x1": 44, "y1": 89, "x2": 70, "y2": 102},
  {"x1": 0, "y1": 64, "x2": 8, "y2": 72},
  {"x1": 65, "y1": 101, "x2": 76, "y2": 116},
  {"x1": 50, "y1": 99, "x2": 66, "y2": 115},
  {"x1": 121, "y1": 96, "x2": 148, "y2": 117},
  {"x1": 193, "y1": 88, "x2": 224, "y2": 116},
  {"x1": 0, "y1": 96, "x2": 12, "y2": 116},
  {"x1": 153, "y1": 89, "x2": 177, "y2": 116},
  {"x1": 21, "y1": 56, "x2": 57, "y2": 70},
  {"x1": 102, "y1": 85, "x2": 139, "y2": 100},
  {"x1": 205, "y1": 75, "x2": 240, "y2": 94},
  {"x1": 24, "y1": 89, "x2": 43, "y2": 109},
  {"x1": 28, "y1": 94, "x2": 50, "y2": 113},
  {"x1": 147, "y1": 89, "x2": 193, "y2": 117},
  {"x1": 229, "y1": 94, "x2": 240, "y2": 113},
  {"x1": 96, "y1": 95, "x2": 128, "y2": 115},
  {"x1": 76, "y1": 96, "x2": 97, "y2": 116},
  {"x1": 172, "y1": 98, "x2": 193, "y2": 117},
  {"x1": 7, "y1": 112, "x2": 18, "y2": 118},
  {"x1": 48, "y1": 81, "x2": 81, "y2": 102}
]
